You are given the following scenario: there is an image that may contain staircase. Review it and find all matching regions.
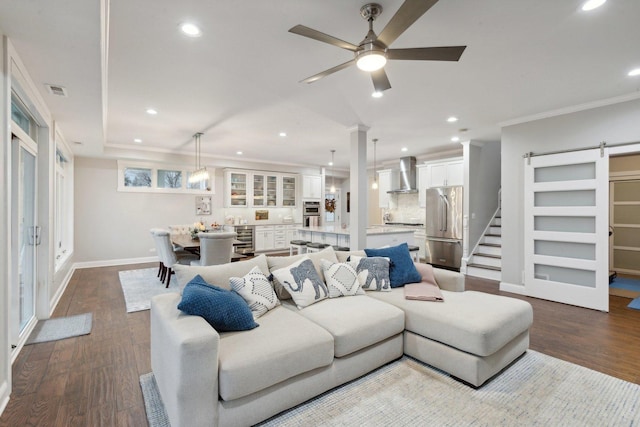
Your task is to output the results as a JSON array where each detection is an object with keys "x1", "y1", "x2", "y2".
[{"x1": 466, "y1": 211, "x2": 502, "y2": 281}]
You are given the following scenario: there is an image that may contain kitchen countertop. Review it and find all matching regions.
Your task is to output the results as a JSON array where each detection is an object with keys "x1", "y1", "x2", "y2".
[{"x1": 300, "y1": 225, "x2": 415, "y2": 236}]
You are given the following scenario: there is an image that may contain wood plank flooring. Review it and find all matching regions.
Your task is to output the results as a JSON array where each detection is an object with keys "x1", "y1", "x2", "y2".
[{"x1": 1, "y1": 263, "x2": 640, "y2": 426}]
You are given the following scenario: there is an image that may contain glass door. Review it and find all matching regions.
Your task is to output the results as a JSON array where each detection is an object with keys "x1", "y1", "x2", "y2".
[
  {"x1": 253, "y1": 174, "x2": 265, "y2": 206},
  {"x1": 12, "y1": 136, "x2": 38, "y2": 343}
]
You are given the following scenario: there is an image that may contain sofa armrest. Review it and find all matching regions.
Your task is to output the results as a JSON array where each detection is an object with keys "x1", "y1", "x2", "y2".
[
  {"x1": 151, "y1": 293, "x2": 220, "y2": 427},
  {"x1": 433, "y1": 268, "x2": 465, "y2": 292}
]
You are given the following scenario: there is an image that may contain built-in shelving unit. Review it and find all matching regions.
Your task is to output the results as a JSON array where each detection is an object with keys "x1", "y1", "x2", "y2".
[{"x1": 610, "y1": 179, "x2": 640, "y2": 275}]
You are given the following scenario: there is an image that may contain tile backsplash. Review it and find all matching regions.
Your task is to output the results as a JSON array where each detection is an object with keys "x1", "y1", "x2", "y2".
[{"x1": 385, "y1": 193, "x2": 425, "y2": 224}]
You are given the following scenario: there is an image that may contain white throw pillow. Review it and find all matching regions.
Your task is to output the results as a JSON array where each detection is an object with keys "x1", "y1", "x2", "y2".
[
  {"x1": 230, "y1": 266, "x2": 280, "y2": 318},
  {"x1": 271, "y1": 257, "x2": 329, "y2": 309},
  {"x1": 320, "y1": 259, "x2": 364, "y2": 298},
  {"x1": 349, "y1": 256, "x2": 391, "y2": 292}
]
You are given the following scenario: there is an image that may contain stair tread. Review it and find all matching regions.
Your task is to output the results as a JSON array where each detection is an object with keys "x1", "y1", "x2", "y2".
[
  {"x1": 467, "y1": 263, "x2": 502, "y2": 271},
  {"x1": 485, "y1": 233, "x2": 502, "y2": 237},
  {"x1": 479, "y1": 243, "x2": 501, "y2": 248},
  {"x1": 474, "y1": 253, "x2": 501, "y2": 259}
]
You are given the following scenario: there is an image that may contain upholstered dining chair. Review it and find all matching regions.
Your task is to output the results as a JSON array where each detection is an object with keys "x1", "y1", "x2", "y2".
[
  {"x1": 151, "y1": 228, "x2": 198, "y2": 287},
  {"x1": 192, "y1": 231, "x2": 237, "y2": 266}
]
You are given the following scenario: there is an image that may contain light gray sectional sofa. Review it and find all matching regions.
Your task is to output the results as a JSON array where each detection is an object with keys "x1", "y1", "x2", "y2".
[{"x1": 150, "y1": 247, "x2": 533, "y2": 427}]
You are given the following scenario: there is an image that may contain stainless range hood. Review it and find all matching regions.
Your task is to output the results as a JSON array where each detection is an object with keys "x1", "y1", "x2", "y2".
[{"x1": 387, "y1": 156, "x2": 418, "y2": 194}]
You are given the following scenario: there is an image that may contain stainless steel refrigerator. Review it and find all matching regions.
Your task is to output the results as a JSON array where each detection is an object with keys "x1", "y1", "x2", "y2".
[{"x1": 425, "y1": 186, "x2": 463, "y2": 270}]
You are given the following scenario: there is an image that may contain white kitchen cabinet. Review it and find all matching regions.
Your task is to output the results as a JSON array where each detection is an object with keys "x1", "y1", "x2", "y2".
[
  {"x1": 285, "y1": 225, "x2": 300, "y2": 244},
  {"x1": 255, "y1": 226, "x2": 275, "y2": 251},
  {"x1": 302, "y1": 175, "x2": 322, "y2": 199},
  {"x1": 225, "y1": 170, "x2": 249, "y2": 207},
  {"x1": 428, "y1": 160, "x2": 463, "y2": 187},
  {"x1": 417, "y1": 164, "x2": 429, "y2": 208},
  {"x1": 377, "y1": 169, "x2": 394, "y2": 208},
  {"x1": 251, "y1": 173, "x2": 278, "y2": 207},
  {"x1": 280, "y1": 175, "x2": 298, "y2": 207},
  {"x1": 337, "y1": 234, "x2": 350, "y2": 248}
]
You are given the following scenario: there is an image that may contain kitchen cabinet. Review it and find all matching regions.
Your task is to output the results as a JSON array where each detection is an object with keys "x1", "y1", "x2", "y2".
[
  {"x1": 418, "y1": 164, "x2": 429, "y2": 208},
  {"x1": 302, "y1": 175, "x2": 322, "y2": 200},
  {"x1": 337, "y1": 234, "x2": 350, "y2": 248},
  {"x1": 255, "y1": 226, "x2": 275, "y2": 251},
  {"x1": 225, "y1": 171, "x2": 249, "y2": 207},
  {"x1": 281, "y1": 175, "x2": 297, "y2": 207},
  {"x1": 252, "y1": 173, "x2": 278, "y2": 207},
  {"x1": 377, "y1": 169, "x2": 395, "y2": 208},
  {"x1": 428, "y1": 160, "x2": 463, "y2": 187},
  {"x1": 285, "y1": 225, "x2": 299, "y2": 244},
  {"x1": 274, "y1": 225, "x2": 287, "y2": 249}
]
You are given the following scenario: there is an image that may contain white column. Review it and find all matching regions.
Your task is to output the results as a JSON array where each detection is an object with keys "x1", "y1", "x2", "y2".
[{"x1": 348, "y1": 125, "x2": 369, "y2": 250}]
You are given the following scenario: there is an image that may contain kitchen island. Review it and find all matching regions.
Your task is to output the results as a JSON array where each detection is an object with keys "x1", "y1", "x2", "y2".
[{"x1": 297, "y1": 225, "x2": 415, "y2": 249}]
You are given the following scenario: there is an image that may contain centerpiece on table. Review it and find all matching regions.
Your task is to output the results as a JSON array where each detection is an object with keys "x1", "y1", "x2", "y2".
[{"x1": 190, "y1": 221, "x2": 223, "y2": 239}]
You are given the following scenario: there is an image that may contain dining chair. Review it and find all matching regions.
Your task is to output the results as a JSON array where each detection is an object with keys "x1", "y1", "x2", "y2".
[
  {"x1": 150, "y1": 229, "x2": 167, "y2": 279},
  {"x1": 192, "y1": 231, "x2": 237, "y2": 266},
  {"x1": 152, "y1": 229, "x2": 198, "y2": 287}
]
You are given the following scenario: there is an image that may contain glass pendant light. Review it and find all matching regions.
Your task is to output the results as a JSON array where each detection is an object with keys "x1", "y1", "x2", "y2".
[{"x1": 188, "y1": 132, "x2": 209, "y2": 183}]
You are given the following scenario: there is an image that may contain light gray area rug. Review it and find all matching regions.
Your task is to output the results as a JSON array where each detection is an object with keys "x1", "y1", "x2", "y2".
[
  {"x1": 140, "y1": 350, "x2": 640, "y2": 427},
  {"x1": 25, "y1": 312, "x2": 92, "y2": 345},
  {"x1": 119, "y1": 267, "x2": 178, "y2": 313}
]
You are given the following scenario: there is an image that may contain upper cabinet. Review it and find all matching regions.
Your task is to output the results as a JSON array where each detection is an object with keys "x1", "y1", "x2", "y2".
[
  {"x1": 302, "y1": 175, "x2": 322, "y2": 200},
  {"x1": 225, "y1": 169, "x2": 299, "y2": 208},
  {"x1": 428, "y1": 159, "x2": 464, "y2": 188},
  {"x1": 377, "y1": 169, "x2": 394, "y2": 208},
  {"x1": 226, "y1": 171, "x2": 249, "y2": 207},
  {"x1": 418, "y1": 165, "x2": 429, "y2": 208}
]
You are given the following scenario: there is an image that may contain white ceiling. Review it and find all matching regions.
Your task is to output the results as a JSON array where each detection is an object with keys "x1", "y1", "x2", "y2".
[{"x1": 1, "y1": 0, "x2": 639, "y2": 170}]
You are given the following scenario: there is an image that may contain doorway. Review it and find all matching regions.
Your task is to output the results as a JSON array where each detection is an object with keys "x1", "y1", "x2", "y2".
[{"x1": 325, "y1": 189, "x2": 341, "y2": 225}]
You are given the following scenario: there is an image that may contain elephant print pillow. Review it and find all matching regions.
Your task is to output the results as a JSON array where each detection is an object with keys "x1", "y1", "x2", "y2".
[{"x1": 272, "y1": 257, "x2": 329, "y2": 309}]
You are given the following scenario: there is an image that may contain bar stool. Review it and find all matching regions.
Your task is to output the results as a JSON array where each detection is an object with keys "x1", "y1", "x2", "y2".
[
  {"x1": 290, "y1": 240, "x2": 308, "y2": 256},
  {"x1": 305, "y1": 242, "x2": 330, "y2": 253},
  {"x1": 332, "y1": 245, "x2": 350, "y2": 251},
  {"x1": 408, "y1": 245, "x2": 420, "y2": 262}
]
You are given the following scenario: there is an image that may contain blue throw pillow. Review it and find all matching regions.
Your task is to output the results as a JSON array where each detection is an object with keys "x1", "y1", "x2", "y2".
[
  {"x1": 364, "y1": 243, "x2": 422, "y2": 288},
  {"x1": 177, "y1": 275, "x2": 258, "y2": 332}
]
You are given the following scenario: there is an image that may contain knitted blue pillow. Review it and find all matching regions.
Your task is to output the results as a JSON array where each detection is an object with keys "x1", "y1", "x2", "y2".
[
  {"x1": 177, "y1": 275, "x2": 258, "y2": 332},
  {"x1": 364, "y1": 243, "x2": 422, "y2": 288}
]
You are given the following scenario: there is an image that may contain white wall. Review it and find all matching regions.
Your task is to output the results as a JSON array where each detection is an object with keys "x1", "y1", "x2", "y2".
[
  {"x1": 501, "y1": 97, "x2": 640, "y2": 289},
  {"x1": 467, "y1": 141, "x2": 501, "y2": 251}
]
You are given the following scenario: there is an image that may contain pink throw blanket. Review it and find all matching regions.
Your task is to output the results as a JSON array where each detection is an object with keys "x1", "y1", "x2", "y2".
[{"x1": 405, "y1": 263, "x2": 444, "y2": 302}]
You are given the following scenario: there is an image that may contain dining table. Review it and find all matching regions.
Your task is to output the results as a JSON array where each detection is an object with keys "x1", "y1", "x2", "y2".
[{"x1": 171, "y1": 234, "x2": 247, "y2": 262}]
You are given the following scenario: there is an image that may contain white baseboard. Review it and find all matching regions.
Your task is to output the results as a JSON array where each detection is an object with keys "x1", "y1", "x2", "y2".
[
  {"x1": 49, "y1": 265, "x2": 76, "y2": 316},
  {"x1": 73, "y1": 256, "x2": 158, "y2": 269},
  {"x1": 0, "y1": 380, "x2": 9, "y2": 419},
  {"x1": 500, "y1": 281, "x2": 527, "y2": 295}
]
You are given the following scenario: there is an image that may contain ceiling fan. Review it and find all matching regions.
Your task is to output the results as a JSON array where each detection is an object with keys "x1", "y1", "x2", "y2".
[{"x1": 289, "y1": 0, "x2": 466, "y2": 93}]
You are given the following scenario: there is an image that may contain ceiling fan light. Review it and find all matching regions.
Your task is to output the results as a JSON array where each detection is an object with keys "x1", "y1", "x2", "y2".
[
  {"x1": 372, "y1": 91, "x2": 384, "y2": 98},
  {"x1": 357, "y1": 51, "x2": 387, "y2": 72},
  {"x1": 581, "y1": 0, "x2": 606, "y2": 11}
]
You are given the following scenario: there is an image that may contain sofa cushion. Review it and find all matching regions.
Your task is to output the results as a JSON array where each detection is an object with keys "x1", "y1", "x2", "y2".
[
  {"x1": 218, "y1": 305, "x2": 334, "y2": 401},
  {"x1": 367, "y1": 289, "x2": 533, "y2": 357},
  {"x1": 349, "y1": 256, "x2": 391, "y2": 292},
  {"x1": 364, "y1": 243, "x2": 422, "y2": 288},
  {"x1": 230, "y1": 266, "x2": 280, "y2": 318},
  {"x1": 267, "y1": 247, "x2": 339, "y2": 299},
  {"x1": 174, "y1": 254, "x2": 270, "y2": 292},
  {"x1": 177, "y1": 275, "x2": 258, "y2": 332},
  {"x1": 320, "y1": 259, "x2": 364, "y2": 298},
  {"x1": 272, "y1": 258, "x2": 329, "y2": 309},
  {"x1": 296, "y1": 296, "x2": 405, "y2": 357}
]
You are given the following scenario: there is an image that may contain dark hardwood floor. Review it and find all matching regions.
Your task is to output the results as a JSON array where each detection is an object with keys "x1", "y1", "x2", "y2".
[{"x1": 1, "y1": 263, "x2": 639, "y2": 426}]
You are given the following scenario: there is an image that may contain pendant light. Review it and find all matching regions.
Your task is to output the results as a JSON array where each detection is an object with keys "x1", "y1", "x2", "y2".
[
  {"x1": 371, "y1": 138, "x2": 379, "y2": 190},
  {"x1": 188, "y1": 132, "x2": 209, "y2": 183},
  {"x1": 329, "y1": 149, "x2": 336, "y2": 193}
]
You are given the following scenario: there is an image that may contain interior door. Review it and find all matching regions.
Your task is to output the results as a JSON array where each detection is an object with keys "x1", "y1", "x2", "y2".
[
  {"x1": 524, "y1": 149, "x2": 609, "y2": 311},
  {"x1": 11, "y1": 136, "x2": 38, "y2": 343}
]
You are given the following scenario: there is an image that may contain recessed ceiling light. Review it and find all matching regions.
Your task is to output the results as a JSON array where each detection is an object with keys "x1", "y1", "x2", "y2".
[
  {"x1": 447, "y1": 116, "x2": 458, "y2": 123},
  {"x1": 180, "y1": 23, "x2": 202, "y2": 37},
  {"x1": 146, "y1": 108, "x2": 158, "y2": 115},
  {"x1": 451, "y1": 136, "x2": 460, "y2": 142},
  {"x1": 581, "y1": 0, "x2": 606, "y2": 11},
  {"x1": 279, "y1": 132, "x2": 287, "y2": 137},
  {"x1": 372, "y1": 91, "x2": 384, "y2": 98},
  {"x1": 628, "y1": 68, "x2": 640, "y2": 77},
  {"x1": 401, "y1": 147, "x2": 408, "y2": 152},
  {"x1": 236, "y1": 151, "x2": 243, "y2": 155},
  {"x1": 134, "y1": 138, "x2": 142, "y2": 143}
]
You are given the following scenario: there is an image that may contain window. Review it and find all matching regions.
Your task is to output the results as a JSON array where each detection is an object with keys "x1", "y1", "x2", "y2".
[
  {"x1": 118, "y1": 161, "x2": 214, "y2": 194},
  {"x1": 54, "y1": 136, "x2": 74, "y2": 270},
  {"x1": 11, "y1": 93, "x2": 38, "y2": 141}
]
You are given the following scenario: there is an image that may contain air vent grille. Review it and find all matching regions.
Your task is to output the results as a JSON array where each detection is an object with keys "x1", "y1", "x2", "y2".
[{"x1": 46, "y1": 84, "x2": 68, "y2": 97}]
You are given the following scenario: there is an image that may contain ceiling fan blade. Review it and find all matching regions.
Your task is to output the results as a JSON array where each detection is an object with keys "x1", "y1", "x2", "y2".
[
  {"x1": 377, "y1": 0, "x2": 439, "y2": 47},
  {"x1": 387, "y1": 46, "x2": 466, "y2": 61},
  {"x1": 289, "y1": 25, "x2": 359, "y2": 52},
  {"x1": 300, "y1": 59, "x2": 356, "y2": 84},
  {"x1": 371, "y1": 68, "x2": 391, "y2": 92}
]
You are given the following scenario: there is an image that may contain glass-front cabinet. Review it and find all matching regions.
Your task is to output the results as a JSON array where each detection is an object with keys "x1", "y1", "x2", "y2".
[
  {"x1": 226, "y1": 171, "x2": 248, "y2": 207},
  {"x1": 252, "y1": 173, "x2": 278, "y2": 207},
  {"x1": 281, "y1": 175, "x2": 297, "y2": 207}
]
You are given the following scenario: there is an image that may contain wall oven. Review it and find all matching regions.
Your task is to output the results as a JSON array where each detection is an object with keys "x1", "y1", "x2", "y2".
[{"x1": 303, "y1": 201, "x2": 321, "y2": 227}]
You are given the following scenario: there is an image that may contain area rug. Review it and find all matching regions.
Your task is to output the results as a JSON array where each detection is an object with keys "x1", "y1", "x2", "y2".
[
  {"x1": 25, "y1": 313, "x2": 92, "y2": 345},
  {"x1": 628, "y1": 297, "x2": 640, "y2": 310},
  {"x1": 119, "y1": 268, "x2": 178, "y2": 313},
  {"x1": 139, "y1": 350, "x2": 640, "y2": 427},
  {"x1": 609, "y1": 276, "x2": 640, "y2": 299}
]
